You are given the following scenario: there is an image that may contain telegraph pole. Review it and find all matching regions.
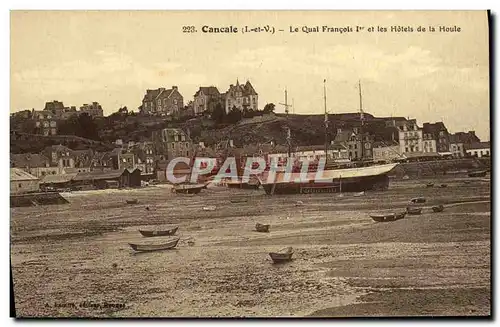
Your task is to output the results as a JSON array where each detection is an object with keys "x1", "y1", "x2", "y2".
[{"x1": 324, "y1": 79, "x2": 329, "y2": 159}]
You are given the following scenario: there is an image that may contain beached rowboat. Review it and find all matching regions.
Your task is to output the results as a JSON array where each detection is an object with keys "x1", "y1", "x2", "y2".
[
  {"x1": 126, "y1": 199, "x2": 138, "y2": 204},
  {"x1": 255, "y1": 223, "x2": 270, "y2": 233},
  {"x1": 369, "y1": 212, "x2": 406, "y2": 222},
  {"x1": 128, "y1": 237, "x2": 180, "y2": 252},
  {"x1": 139, "y1": 226, "x2": 178, "y2": 237},
  {"x1": 468, "y1": 170, "x2": 487, "y2": 178},
  {"x1": 173, "y1": 183, "x2": 206, "y2": 194},
  {"x1": 406, "y1": 207, "x2": 423, "y2": 215},
  {"x1": 410, "y1": 197, "x2": 426, "y2": 204},
  {"x1": 269, "y1": 247, "x2": 293, "y2": 263},
  {"x1": 432, "y1": 204, "x2": 445, "y2": 213}
]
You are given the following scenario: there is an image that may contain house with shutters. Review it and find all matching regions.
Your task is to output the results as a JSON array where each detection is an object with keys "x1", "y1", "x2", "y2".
[
  {"x1": 223, "y1": 80, "x2": 258, "y2": 113},
  {"x1": 193, "y1": 86, "x2": 223, "y2": 115},
  {"x1": 140, "y1": 86, "x2": 184, "y2": 115}
]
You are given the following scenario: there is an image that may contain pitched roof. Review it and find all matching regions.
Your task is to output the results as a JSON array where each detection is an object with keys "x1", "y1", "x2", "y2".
[
  {"x1": 243, "y1": 81, "x2": 257, "y2": 95},
  {"x1": 372, "y1": 140, "x2": 399, "y2": 148},
  {"x1": 44, "y1": 144, "x2": 73, "y2": 154},
  {"x1": 295, "y1": 145, "x2": 326, "y2": 152},
  {"x1": 401, "y1": 152, "x2": 440, "y2": 159},
  {"x1": 464, "y1": 141, "x2": 490, "y2": 150},
  {"x1": 195, "y1": 86, "x2": 221, "y2": 97},
  {"x1": 226, "y1": 80, "x2": 258, "y2": 97},
  {"x1": 422, "y1": 122, "x2": 448, "y2": 135},
  {"x1": 142, "y1": 89, "x2": 162, "y2": 102},
  {"x1": 11, "y1": 153, "x2": 49, "y2": 168},
  {"x1": 73, "y1": 169, "x2": 125, "y2": 181},
  {"x1": 450, "y1": 131, "x2": 480, "y2": 144},
  {"x1": 40, "y1": 173, "x2": 78, "y2": 184},
  {"x1": 10, "y1": 168, "x2": 39, "y2": 181}
]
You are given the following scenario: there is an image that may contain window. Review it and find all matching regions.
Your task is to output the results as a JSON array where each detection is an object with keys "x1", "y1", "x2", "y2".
[
  {"x1": 405, "y1": 147, "x2": 409, "y2": 152},
  {"x1": 354, "y1": 144, "x2": 357, "y2": 149},
  {"x1": 18, "y1": 183, "x2": 22, "y2": 188},
  {"x1": 415, "y1": 147, "x2": 419, "y2": 152}
]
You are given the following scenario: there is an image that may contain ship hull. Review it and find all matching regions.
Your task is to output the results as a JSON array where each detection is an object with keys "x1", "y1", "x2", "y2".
[
  {"x1": 261, "y1": 174, "x2": 389, "y2": 194},
  {"x1": 258, "y1": 163, "x2": 397, "y2": 195}
]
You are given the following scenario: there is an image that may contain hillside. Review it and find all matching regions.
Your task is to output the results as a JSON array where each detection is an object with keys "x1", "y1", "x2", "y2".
[{"x1": 10, "y1": 112, "x2": 395, "y2": 153}]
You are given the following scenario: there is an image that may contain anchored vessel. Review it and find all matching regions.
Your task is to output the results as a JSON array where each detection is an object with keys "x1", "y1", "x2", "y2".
[
  {"x1": 258, "y1": 80, "x2": 398, "y2": 195},
  {"x1": 259, "y1": 163, "x2": 397, "y2": 195}
]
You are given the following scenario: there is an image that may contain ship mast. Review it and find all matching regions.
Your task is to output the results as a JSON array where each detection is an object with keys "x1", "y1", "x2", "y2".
[
  {"x1": 324, "y1": 79, "x2": 329, "y2": 160},
  {"x1": 279, "y1": 88, "x2": 293, "y2": 158},
  {"x1": 358, "y1": 80, "x2": 365, "y2": 160}
]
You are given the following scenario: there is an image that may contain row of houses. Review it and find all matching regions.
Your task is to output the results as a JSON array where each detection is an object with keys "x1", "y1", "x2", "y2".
[
  {"x1": 11, "y1": 100, "x2": 104, "y2": 136},
  {"x1": 234, "y1": 119, "x2": 489, "y2": 164},
  {"x1": 140, "y1": 79, "x2": 258, "y2": 116},
  {"x1": 10, "y1": 167, "x2": 142, "y2": 195}
]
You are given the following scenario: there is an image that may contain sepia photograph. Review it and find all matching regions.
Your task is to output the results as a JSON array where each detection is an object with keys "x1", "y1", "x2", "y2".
[{"x1": 9, "y1": 10, "x2": 491, "y2": 318}]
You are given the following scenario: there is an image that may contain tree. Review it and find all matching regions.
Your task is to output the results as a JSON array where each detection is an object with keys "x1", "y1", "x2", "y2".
[
  {"x1": 226, "y1": 106, "x2": 242, "y2": 124},
  {"x1": 58, "y1": 113, "x2": 100, "y2": 140},
  {"x1": 210, "y1": 103, "x2": 226, "y2": 124},
  {"x1": 263, "y1": 103, "x2": 276, "y2": 114}
]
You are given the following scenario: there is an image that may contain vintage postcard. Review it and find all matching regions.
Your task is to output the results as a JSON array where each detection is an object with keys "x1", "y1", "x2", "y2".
[{"x1": 10, "y1": 10, "x2": 491, "y2": 318}]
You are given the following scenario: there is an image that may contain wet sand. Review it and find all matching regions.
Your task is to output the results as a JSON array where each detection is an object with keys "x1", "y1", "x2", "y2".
[{"x1": 10, "y1": 176, "x2": 491, "y2": 317}]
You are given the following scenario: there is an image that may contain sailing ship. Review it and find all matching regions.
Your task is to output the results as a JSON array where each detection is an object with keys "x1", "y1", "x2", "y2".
[
  {"x1": 257, "y1": 80, "x2": 399, "y2": 195},
  {"x1": 172, "y1": 146, "x2": 208, "y2": 194}
]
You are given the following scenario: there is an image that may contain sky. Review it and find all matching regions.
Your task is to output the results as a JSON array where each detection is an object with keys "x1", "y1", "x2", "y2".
[{"x1": 10, "y1": 11, "x2": 490, "y2": 140}]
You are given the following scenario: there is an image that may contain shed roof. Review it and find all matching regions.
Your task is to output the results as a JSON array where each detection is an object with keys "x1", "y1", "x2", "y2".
[
  {"x1": 73, "y1": 169, "x2": 124, "y2": 181},
  {"x1": 10, "y1": 168, "x2": 39, "y2": 181},
  {"x1": 41, "y1": 173, "x2": 78, "y2": 184}
]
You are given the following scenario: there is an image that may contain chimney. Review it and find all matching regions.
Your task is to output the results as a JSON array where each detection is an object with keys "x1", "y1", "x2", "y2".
[{"x1": 172, "y1": 86, "x2": 178, "y2": 91}]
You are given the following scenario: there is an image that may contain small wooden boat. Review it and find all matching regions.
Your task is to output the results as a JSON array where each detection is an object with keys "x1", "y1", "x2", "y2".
[
  {"x1": 432, "y1": 204, "x2": 445, "y2": 213},
  {"x1": 255, "y1": 223, "x2": 270, "y2": 233},
  {"x1": 173, "y1": 183, "x2": 206, "y2": 194},
  {"x1": 410, "y1": 197, "x2": 426, "y2": 204},
  {"x1": 269, "y1": 247, "x2": 293, "y2": 263},
  {"x1": 468, "y1": 170, "x2": 487, "y2": 178},
  {"x1": 203, "y1": 205, "x2": 217, "y2": 211},
  {"x1": 126, "y1": 199, "x2": 139, "y2": 205},
  {"x1": 369, "y1": 212, "x2": 406, "y2": 222},
  {"x1": 353, "y1": 191, "x2": 365, "y2": 197},
  {"x1": 139, "y1": 226, "x2": 178, "y2": 237},
  {"x1": 128, "y1": 237, "x2": 180, "y2": 252},
  {"x1": 406, "y1": 207, "x2": 423, "y2": 215},
  {"x1": 426, "y1": 182, "x2": 434, "y2": 188},
  {"x1": 230, "y1": 198, "x2": 248, "y2": 204},
  {"x1": 439, "y1": 184, "x2": 448, "y2": 188},
  {"x1": 226, "y1": 177, "x2": 260, "y2": 190}
]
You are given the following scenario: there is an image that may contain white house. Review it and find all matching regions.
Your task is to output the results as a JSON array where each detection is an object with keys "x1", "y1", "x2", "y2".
[
  {"x1": 10, "y1": 168, "x2": 40, "y2": 194},
  {"x1": 397, "y1": 119, "x2": 423, "y2": 154},
  {"x1": 465, "y1": 142, "x2": 490, "y2": 158}
]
